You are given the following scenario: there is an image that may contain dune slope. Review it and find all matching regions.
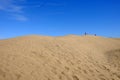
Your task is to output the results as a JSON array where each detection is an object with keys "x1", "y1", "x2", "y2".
[{"x1": 0, "y1": 35, "x2": 120, "y2": 80}]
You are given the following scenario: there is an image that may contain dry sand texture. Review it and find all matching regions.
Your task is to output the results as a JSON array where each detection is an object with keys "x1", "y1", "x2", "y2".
[{"x1": 0, "y1": 35, "x2": 120, "y2": 80}]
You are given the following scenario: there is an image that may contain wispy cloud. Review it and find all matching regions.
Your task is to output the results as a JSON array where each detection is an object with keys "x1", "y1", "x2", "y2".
[
  {"x1": 0, "y1": 0, "x2": 27, "y2": 21},
  {"x1": 12, "y1": 14, "x2": 27, "y2": 21},
  {"x1": 0, "y1": 0, "x2": 65, "y2": 21},
  {"x1": 30, "y1": 0, "x2": 64, "y2": 8}
]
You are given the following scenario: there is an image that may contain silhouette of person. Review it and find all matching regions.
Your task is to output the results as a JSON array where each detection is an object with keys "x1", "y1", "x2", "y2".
[{"x1": 85, "y1": 32, "x2": 87, "y2": 36}]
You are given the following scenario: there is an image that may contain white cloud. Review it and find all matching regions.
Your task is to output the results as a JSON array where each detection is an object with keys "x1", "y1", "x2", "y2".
[
  {"x1": 0, "y1": 0, "x2": 64, "y2": 21},
  {"x1": 0, "y1": 0, "x2": 21, "y2": 12},
  {"x1": 13, "y1": 14, "x2": 27, "y2": 21},
  {"x1": 0, "y1": 0, "x2": 27, "y2": 21}
]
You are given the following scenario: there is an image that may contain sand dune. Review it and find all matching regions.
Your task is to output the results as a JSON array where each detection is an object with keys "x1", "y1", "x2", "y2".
[{"x1": 0, "y1": 35, "x2": 120, "y2": 80}]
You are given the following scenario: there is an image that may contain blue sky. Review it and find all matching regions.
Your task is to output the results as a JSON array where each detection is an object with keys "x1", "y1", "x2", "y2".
[{"x1": 0, "y1": 0, "x2": 120, "y2": 39}]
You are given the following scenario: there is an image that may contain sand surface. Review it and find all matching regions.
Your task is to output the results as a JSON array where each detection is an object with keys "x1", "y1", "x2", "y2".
[{"x1": 0, "y1": 35, "x2": 120, "y2": 80}]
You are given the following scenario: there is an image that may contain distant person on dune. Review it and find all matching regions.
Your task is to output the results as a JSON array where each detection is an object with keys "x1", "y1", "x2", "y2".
[{"x1": 84, "y1": 32, "x2": 87, "y2": 36}]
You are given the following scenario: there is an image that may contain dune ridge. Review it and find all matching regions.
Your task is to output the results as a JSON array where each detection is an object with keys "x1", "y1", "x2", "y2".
[{"x1": 0, "y1": 35, "x2": 120, "y2": 80}]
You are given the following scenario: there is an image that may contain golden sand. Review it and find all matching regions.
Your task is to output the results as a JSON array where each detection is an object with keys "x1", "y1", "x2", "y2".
[{"x1": 0, "y1": 35, "x2": 120, "y2": 80}]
